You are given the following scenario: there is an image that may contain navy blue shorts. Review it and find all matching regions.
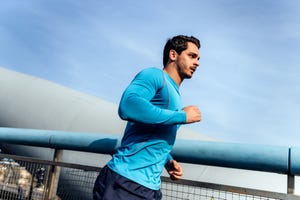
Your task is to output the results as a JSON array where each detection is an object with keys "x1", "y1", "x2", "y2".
[{"x1": 93, "y1": 165, "x2": 162, "y2": 200}]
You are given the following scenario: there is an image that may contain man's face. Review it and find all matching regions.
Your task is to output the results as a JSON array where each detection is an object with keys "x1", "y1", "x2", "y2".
[{"x1": 174, "y1": 42, "x2": 200, "y2": 79}]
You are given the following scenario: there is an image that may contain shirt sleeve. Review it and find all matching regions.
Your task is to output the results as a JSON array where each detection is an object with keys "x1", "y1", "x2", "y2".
[
  {"x1": 118, "y1": 68, "x2": 186, "y2": 125},
  {"x1": 166, "y1": 153, "x2": 173, "y2": 162}
]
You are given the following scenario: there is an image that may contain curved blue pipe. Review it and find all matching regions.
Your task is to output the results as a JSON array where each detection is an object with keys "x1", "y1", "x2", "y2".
[
  {"x1": 0, "y1": 127, "x2": 299, "y2": 175},
  {"x1": 290, "y1": 147, "x2": 300, "y2": 175},
  {"x1": 172, "y1": 140, "x2": 289, "y2": 174},
  {"x1": 0, "y1": 127, "x2": 121, "y2": 154}
]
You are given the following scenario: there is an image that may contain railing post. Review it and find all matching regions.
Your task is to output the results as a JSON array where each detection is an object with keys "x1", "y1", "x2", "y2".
[
  {"x1": 287, "y1": 174, "x2": 295, "y2": 194},
  {"x1": 46, "y1": 149, "x2": 63, "y2": 200},
  {"x1": 287, "y1": 147, "x2": 295, "y2": 195}
]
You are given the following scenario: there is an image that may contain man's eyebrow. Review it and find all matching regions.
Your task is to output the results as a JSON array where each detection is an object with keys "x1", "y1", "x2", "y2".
[{"x1": 189, "y1": 52, "x2": 200, "y2": 59}]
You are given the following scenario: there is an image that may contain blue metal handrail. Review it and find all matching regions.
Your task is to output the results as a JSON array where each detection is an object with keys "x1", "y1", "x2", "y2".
[{"x1": 0, "y1": 127, "x2": 299, "y2": 176}]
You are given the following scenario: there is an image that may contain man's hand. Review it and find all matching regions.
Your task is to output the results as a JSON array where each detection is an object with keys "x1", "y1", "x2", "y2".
[
  {"x1": 183, "y1": 106, "x2": 201, "y2": 124},
  {"x1": 165, "y1": 160, "x2": 183, "y2": 180}
]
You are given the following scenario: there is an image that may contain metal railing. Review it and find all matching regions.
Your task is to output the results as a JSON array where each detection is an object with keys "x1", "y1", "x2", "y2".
[
  {"x1": 0, "y1": 153, "x2": 298, "y2": 200},
  {"x1": 1, "y1": 127, "x2": 300, "y2": 199},
  {"x1": 160, "y1": 177, "x2": 296, "y2": 200}
]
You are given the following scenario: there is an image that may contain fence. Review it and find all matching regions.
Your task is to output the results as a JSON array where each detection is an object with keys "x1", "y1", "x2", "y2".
[
  {"x1": 0, "y1": 127, "x2": 300, "y2": 199},
  {"x1": 0, "y1": 153, "x2": 298, "y2": 200}
]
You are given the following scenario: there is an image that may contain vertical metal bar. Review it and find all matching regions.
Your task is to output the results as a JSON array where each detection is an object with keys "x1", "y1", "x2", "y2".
[
  {"x1": 46, "y1": 149, "x2": 63, "y2": 200},
  {"x1": 288, "y1": 147, "x2": 295, "y2": 195},
  {"x1": 287, "y1": 174, "x2": 295, "y2": 194}
]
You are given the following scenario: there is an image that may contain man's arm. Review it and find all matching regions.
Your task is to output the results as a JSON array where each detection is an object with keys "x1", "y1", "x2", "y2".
[
  {"x1": 118, "y1": 68, "x2": 187, "y2": 125},
  {"x1": 182, "y1": 106, "x2": 201, "y2": 124},
  {"x1": 164, "y1": 106, "x2": 201, "y2": 180},
  {"x1": 165, "y1": 159, "x2": 183, "y2": 180}
]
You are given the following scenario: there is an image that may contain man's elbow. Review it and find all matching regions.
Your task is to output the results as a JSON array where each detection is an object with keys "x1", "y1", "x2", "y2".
[{"x1": 118, "y1": 105, "x2": 129, "y2": 120}]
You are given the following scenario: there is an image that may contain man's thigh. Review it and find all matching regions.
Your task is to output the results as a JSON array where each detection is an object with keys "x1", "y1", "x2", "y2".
[{"x1": 93, "y1": 166, "x2": 162, "y2": 200}]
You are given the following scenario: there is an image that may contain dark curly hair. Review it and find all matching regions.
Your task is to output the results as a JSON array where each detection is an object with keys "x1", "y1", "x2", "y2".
[{"x1": 163, "y1": 35, "x2": 200, "y2": 67}]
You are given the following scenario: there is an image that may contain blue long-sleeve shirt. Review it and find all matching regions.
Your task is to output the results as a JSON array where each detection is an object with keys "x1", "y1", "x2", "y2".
[{"x1": 107, "y1": 67, "x2": 186, "y2": 190}]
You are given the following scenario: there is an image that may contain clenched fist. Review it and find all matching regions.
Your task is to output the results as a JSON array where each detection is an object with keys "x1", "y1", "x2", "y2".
[{"x1": 183, "y1": 106, "x2": 201, "y2": 124}]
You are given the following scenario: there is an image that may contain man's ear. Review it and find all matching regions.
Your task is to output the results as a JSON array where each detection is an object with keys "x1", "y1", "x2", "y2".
[{"x1": 169, "y1": 49, "x2": 177, "y2": 62}]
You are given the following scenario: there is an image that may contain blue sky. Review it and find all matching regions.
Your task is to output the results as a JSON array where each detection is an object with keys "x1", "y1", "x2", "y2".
[{"x1": 1, "y1": 0, "x2": 300, "y2": 146}]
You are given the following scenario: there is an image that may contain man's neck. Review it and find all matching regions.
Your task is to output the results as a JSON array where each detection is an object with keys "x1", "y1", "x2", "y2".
[{"x1": 163, "y1": 65, "x2": 183, "y2": 86}]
